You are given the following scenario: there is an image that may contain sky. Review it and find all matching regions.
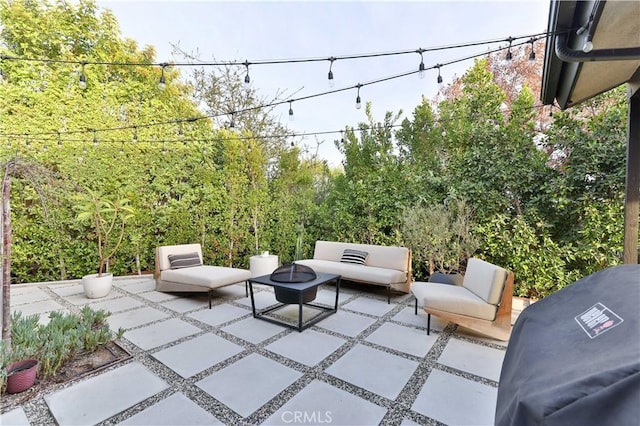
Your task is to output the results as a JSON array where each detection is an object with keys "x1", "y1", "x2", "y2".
[{"x1": 98, "y1": 1, "x2": 551, "y2": 167}]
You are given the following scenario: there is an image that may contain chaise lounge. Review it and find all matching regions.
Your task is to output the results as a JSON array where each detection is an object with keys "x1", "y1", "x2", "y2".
[
  {"x1": 411, "y1": 257, "x2": 514, "y2": 341},
  {"x1": 155, "y1": 243, "x2": 251, "y2": 308}
]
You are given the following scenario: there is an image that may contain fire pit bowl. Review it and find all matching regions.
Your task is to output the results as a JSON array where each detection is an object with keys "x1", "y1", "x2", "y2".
[{"x1": 270, "y1": 263, "x2": 318, "y2": 304}]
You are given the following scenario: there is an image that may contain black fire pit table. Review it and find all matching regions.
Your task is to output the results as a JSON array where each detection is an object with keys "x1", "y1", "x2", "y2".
[{"x1": 248, "y1": 271, "x2": 341, "y2": 332}]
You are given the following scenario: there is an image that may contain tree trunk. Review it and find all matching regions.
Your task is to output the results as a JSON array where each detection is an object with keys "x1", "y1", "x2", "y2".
[{"x1": 2, "y1": 167, "x2": 12, "y2": 347}]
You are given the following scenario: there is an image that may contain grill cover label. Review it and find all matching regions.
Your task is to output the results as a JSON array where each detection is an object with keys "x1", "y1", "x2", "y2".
[{"x1": 575, "y1": 302, "x2": 624, "y2": 339}]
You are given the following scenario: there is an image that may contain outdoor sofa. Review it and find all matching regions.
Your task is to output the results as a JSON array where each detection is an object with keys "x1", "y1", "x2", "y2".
[{"x1": 295, "y1": 240, "x2": 412, "y2": 303}]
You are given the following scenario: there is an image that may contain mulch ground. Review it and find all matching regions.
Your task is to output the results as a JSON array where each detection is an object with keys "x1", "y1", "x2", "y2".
[{"x1": 1, "y1": 341, "x2": 130, "y2": 413}]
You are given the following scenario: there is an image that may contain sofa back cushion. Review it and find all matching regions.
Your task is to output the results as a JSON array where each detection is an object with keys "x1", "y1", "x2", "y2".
[
  {"x1": 157, "y1": 244, "x2": 203, "y2": 271},
  {"x1": 313, "y1": 241, "x2": 409, "y2": 272},
  {"x1": 462, "y1": 258, "x2": 508, "y2": 305}
]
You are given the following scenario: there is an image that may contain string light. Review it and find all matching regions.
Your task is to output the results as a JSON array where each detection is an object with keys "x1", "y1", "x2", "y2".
[
  {"x1": 436, "y1": 64, "x2": 444, "y2": 90},
  {"x1": 288, "y1": 101, "x2": 294, "y2": 121},
  {"x1": 355, "y1": 84, "x2": 362, "y2": 110},
  {"x1": 340, "y1": 130, "x2": 344, "y2": 144},
  {"x1": 133, "y1": 126, "x2": 138, "y2": 142},
  {"x1": 57, "y1": 132, "x2": 62, "y2": 148},
  {"x1": 177, "y1": 122, "x2": 183, "y2": 138},
  {"x1": 119, "y1": 142, "x2": 124, "y2": 154},
  {"x1": 229, "y1": 112, "x2": 235, "y2": 128},
  {"x1": 243, "y1": 60, "x2": 251, "y2": 89},
  {"x1": 0, "y1": 32, "x2": 551, "y2": 141},
  {"x1": 162, "y1": 140, "x2": 167, "y2": 155},
  {"x1": 417, "y1": 48, "x2": 426, "y2": 79},
  {"x1": 158, "y1": 63, "x2": 167, "y2": 91},
  {"x1": 92, "y1": 129, "x2": 98, "y2": 147},
  {"x1": 528, "y1": 38, "x2": 536, "y2": 61},
  {"x1": 82, "y1": 140, "x2": 87, "y2": 154},
  {"x1": 7, "y1": 137, "x2": 11, "y2": 148},
  {"x1": 79, "y1": 62, "x2": 87, "y2": 89},
  {"x1": 327, "y1": 57, "x2": 335, "y2": 88},
  {"x1": 505, "y1": 37, "x2": 514, "y2": 61}
]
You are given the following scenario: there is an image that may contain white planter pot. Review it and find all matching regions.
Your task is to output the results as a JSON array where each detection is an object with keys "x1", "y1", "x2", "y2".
[{"x1": 82, "y1": 273, "x2": 113, "y2": 299}]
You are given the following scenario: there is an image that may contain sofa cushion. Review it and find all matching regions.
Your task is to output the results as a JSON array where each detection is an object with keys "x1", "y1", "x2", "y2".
[
  {"x1": 412, "y1": 281, "x2": 498, "y2": 321},
  {"x1": 313, "y1": 241, "x2": 409, "y2": 271},
  {"x1": 340, "y1": 249, "x2": 369, "y2": 265},
  {"x1": 462, "y1": 258, "x2": 508, "y2": 305},
  {"x1": 161, "y1": 265, "x2": 250, "y2": 289},
  {"x1": 295, "y1": 259, "x2": 406, "y2": 285},
  {"x1": 168, "y1": 252, "x2": 202, "y2": 269}
]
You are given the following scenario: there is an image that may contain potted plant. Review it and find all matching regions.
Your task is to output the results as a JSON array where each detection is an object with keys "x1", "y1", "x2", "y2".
[
  {"x1": 73, "y1": 189, "x2": 135, "y2": 298},
  {"x1": 1, "y1": 313, "x2": 40, "y2": 394}
]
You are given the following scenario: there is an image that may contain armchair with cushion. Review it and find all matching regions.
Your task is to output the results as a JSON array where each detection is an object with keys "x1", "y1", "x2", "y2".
[
  {"x1": 155, "y1": 243, "x2": 251, "y2": 308},
  {"x1": 411, "y1": 258, "x2": 514, "y2": 341}
]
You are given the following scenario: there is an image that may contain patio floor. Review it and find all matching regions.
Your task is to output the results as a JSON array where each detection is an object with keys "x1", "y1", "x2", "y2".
[{"x1": 1, "y1": 275, "x2": 519, "y2": 425}]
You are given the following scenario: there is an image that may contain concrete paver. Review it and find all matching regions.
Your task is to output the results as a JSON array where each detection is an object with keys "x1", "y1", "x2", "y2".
[
  {"x1": 124, "y1": 318, "x2": 202, "y2": 350},
  {"x1": 152, "y1": 334, "x2": 243, "y2": 378},
  {"x1": 118, "y1": 393, "x2": 223, "y2": 425},
  {"x1": 411, "y1": 369, "x2": 498, "y2": 425},
  {"x1": 342, "y1": 297, "x2": 397, "y2": 316},
  {"x1": 365, "y1": 322, "x2": 438, "y2": 357},
  {"x1": 437, "y1": 338, "x2": 505, "y2": 381},
  {"x1": 266, "y1": 329, "x2": 346, "y2": 366},
  {"x1": 264, "y1": 380, "x2": 387, "y2": 426},
  {"x1": 196, "y1": 354, "x2": 302, "y2": 418},
  {"x1": 45, "y1": 362, "x2": 168, "y2": 425},
  {"x1": 326, "y1": 344, "x2": 419, "y2": 400},
  {"x1": 316, "y1": 309, "x2": 377, "y2": 337}
]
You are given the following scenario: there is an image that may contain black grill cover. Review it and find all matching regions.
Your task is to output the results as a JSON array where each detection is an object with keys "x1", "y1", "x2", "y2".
[{"x1": 496, "y1": 265, "x2": 640, "y2": 426}]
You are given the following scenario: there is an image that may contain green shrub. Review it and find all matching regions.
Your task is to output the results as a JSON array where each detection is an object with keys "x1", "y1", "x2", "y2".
[{"x1": 1, "y1": 307, "x2": 124, "y2": 393}]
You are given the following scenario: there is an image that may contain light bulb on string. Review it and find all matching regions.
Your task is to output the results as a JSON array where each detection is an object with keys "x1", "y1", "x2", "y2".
[
  {"x1": 327, "y1": 57, "x2": 335, "y2": 88},
  {"x1": 582, "y1": 40, "x2": 594, "y2": 53},
  {"x1": 57, "y1": 132, "x2": 62, "y2": 148},
  {"x1": 7, "y1": 137, "x2": 11, "y2": 148},
  {"x1": 93, "y1": 130, "x2": 98, "y2": 147},
  {"x1": 243, "y1": 61, "x2": 251, "y2": 89},
  {"x1": 133, "y1": 126, "x2": 138, "y2": 143},
  {"x1": 436, "y1": 65, "x2": 444, "y2": 90},
  {"x1": 79, "y1": 62, "x2": 87, "y2": 89},
  {"x1": 528, "y1": 38, "x2": 536, "y2": 61},
  {"x1": 178, "y1": 121, "x2": 184, "y2": 138},
  {"x1": 119, "y1": 142, "x2": 124, "y2": 155},
  {"x1": 417, "y1": 49, "x2": 425, "y2": 79},
  {"x1": 229, "y1": 112, "x2": 235, "y2": 129},
  {"x1": 158, "y1": 63, "x2": 167, "y2": 91},
  {"x1": 288, "y1": 101, "x2": 294, "y2": 121},
  {"x1": 340, "y1": 130, "x2": 344, "y2": 144},
  {"x1": 162, "y1": 141, "x2": 167, "y2": 155},
  {"x1": 82, "y1": 140, "x2": 87, "y2": 154},
  {"x1": 355, "y1": 84, "x2": 362, "y2": 110},
  {"x1": 505, "y1": 36, "x2": 514, "y2": 61}
]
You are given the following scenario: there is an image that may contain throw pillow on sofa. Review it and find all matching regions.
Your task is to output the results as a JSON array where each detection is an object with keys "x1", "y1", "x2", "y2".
[
  {"x1": 340, "y1": 249, "x2": 369, "y2": 265},
  {"x1": 168, "y1": 252, "x2": 202, "y2": 269}
]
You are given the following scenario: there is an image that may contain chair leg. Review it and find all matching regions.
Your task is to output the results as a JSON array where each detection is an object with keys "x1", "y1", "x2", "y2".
[
  {"x1": 414, "y1": 296, "x2": 418, "y2": 315},
  {"x1": 427, "y1": 313, "x2": 431, "y2": 335},
  {"x1": 245, "y1": 281, "x2": 248, "y2": 297},
  {"x1": 208, "y1": 290, "x2": 212, "y2": 309},
  {"x1": 387, "y1": 286, "x2": 391, "y2": 304}
]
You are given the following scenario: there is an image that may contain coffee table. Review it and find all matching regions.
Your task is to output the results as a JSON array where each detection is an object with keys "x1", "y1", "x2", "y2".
[{"x1": 248, "y1": 272, "x2": 341, "y2": 332}]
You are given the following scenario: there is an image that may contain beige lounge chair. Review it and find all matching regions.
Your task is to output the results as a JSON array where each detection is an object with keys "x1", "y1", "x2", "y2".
[
  {"x1": 411, "y1": 258, "x2": 514, "y2": 341},
  {"x1": 155, "y1": 243, "x2": 251, "y2": 308}
]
